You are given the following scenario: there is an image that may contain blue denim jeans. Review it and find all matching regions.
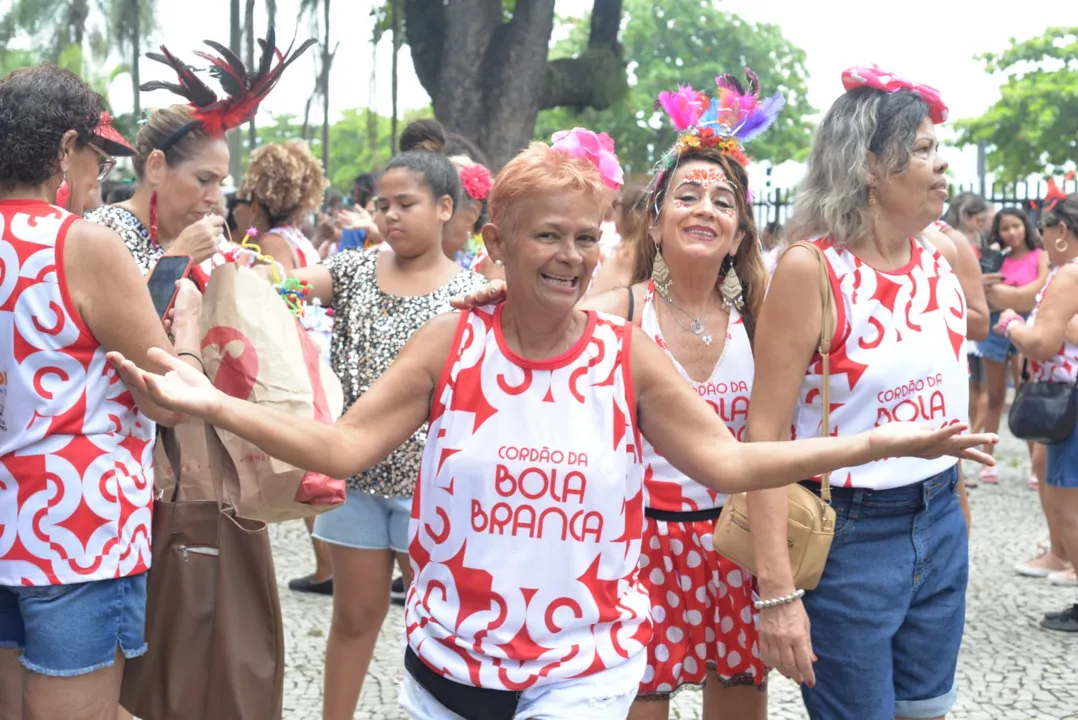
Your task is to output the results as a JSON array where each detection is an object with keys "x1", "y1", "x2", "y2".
[{"x1": 800, "y1": 466, "x2": 967, "y2": 719}]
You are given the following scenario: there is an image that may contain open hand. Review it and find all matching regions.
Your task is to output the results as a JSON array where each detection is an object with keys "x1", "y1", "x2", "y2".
[
  {"x1": 108, "y1": 347, "x2": 224, "y2": 420},
  {"x1": 869, "y1": 422, "x2": 997, "y2": 465},
  {"x1": 450, "y1": 279, "x2": 507, "y2": 310}
]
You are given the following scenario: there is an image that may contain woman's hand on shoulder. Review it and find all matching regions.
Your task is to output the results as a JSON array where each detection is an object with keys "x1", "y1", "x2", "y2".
[{"x1": 450, "y1": 278, "x2": 507, "y2": 310}]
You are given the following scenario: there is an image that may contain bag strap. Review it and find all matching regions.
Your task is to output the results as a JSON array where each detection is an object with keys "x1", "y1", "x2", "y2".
[{"x1": 797, "y1": 243, "x2": 836, "y2": 503}]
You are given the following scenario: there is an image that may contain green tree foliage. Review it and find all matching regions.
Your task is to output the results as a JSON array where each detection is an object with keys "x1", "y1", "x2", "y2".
[
  {"x1": 254, "y1": 107, "x2": 431, "y2": 190},
  {"x1": 535, "y1": 0, "x2": 815, "y2": 175},
  {"x1": 954, "y1": 27, "x2": 1078, "y2": 181}
]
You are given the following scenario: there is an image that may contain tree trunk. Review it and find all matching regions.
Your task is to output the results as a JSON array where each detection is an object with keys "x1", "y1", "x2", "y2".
[
  {"x1": 320, "y1": 0, "x2": 331, "y2": 177},
  {"x1": 402, "y1": 0, "x2": 624, "y2": 169},
  {"x1": 245, "y1": 0, "x2": 256, "y2": 158},
  {"x1": 390, "y1": 0, "x2": 399, "y2": 153},
  {"x1": 131, "y1": 7, "x2": 141, "y2": 116},
  {"x1": 228, "y1": 0, "x2": 242, "y2": 183}
]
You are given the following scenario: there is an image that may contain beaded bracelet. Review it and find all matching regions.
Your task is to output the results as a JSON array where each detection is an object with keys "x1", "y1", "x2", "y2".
[
  {"x1": 754, "y1": 588, "x2": 806, "y2": 610},
  {"x1": 1001, "y1": 316, "x2": 1024, "y2": 338}
]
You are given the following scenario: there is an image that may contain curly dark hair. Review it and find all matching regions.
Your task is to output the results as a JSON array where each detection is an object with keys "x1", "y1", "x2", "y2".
[{"x1": 0, "y1": 65, "x2": 103, "y2": 188}]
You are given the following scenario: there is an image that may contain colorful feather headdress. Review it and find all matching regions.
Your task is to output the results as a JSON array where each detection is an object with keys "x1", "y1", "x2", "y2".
[
  {"x1": 140, "y1": 27, "x2": 316, "y2": 150},
  {"x1": 654, "y1": 69, "x2": 785, "y2": 172}
]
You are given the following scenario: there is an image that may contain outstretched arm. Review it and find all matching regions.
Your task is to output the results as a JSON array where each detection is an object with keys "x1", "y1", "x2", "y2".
[
  {"x1": 110, "y1": 312, "x2": 461, "y2": 479},
  {"x1": 632, "y1": 326, "x2": 996, "y2": 496}
]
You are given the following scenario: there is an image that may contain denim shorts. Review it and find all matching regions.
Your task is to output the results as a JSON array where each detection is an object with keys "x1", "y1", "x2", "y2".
[
  {"x1": 0, "y1": 573, "x2": 148, "y2": 677},
  {"x1": 313, "y1": 489, "x2": 412, "y2": 553},
  {"x1": 977, "y1": 311, "x2": 1020, "y2": 364},
  {"x1": 1046, "y1": 419, "x2": 1078, "y2": 489},
  {"x1": 800, "y1": 466, "x2": 967, "y2": 719}
]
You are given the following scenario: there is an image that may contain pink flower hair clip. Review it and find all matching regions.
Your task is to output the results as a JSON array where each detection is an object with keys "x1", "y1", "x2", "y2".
[
  {"x1": 550, "y1": 127, "x2": 624, "y2": 189},
  {"x1": 841, "y1": 65, "x2": 949, "y2": 124},
  {"x1": 460, "y1": 164, "x2": 493, "y2": 201}
]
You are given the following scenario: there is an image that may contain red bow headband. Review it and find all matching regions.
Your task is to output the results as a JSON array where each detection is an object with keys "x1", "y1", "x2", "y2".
[
  {"x1": 1031, "y1": 172, "x2": 1076, "y2": 212},
  {"x1": 841, "y1": 65, "x2": 948, "y2": 124}
]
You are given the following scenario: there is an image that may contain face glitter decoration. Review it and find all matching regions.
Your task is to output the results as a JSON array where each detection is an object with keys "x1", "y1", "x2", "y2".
[{"x1": 680, "y1": 167, "x2": 732, "y2": 191}]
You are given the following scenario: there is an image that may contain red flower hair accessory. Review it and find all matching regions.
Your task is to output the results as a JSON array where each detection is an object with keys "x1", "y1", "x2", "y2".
[
  {"x1": 841, "y1": 65, "x2": 949, "y2": 124},
  {"x1": 459, "y1": 164, "x2": 493, "y2": 201}
]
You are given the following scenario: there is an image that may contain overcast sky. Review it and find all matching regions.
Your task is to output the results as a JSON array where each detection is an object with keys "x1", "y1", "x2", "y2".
[{"x1": 111, "y1": 0, "x2": 1078, "y2": 186}]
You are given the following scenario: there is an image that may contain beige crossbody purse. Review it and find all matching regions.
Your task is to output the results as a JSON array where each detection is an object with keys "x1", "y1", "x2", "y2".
[{"x1": 712, "y1": 243, "x2": 837, "y2": 590}]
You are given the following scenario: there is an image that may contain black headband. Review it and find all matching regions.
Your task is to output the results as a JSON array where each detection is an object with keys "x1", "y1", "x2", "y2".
[{"x1": 155, "y1": 119, "x2": 203, "y2": 153}]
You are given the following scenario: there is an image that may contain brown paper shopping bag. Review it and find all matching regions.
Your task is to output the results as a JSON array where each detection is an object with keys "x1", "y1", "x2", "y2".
[
  {"x1": 122, "y1": 426, "x2": 285, "y2": 720},
  {"x1": 198, "y1": 263, "x2": 346, "y2": 522}
]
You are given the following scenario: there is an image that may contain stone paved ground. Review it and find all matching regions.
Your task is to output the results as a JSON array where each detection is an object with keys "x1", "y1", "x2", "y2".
[{"x1": 273, "y1": 428, "x2": 1078, "y2": 719}]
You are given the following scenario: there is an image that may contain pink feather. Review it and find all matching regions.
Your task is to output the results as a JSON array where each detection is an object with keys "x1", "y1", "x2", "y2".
[{"x1": 657, "y1": 85, "x2": 708, "y2": 130}]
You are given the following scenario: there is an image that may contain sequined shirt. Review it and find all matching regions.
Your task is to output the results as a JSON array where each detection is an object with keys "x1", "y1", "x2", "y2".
[
  {"x1": 326, "y1": 248, "x2": 485, "y2": 496},
  {"x1": 84, "y1": 205, "x2": 158, "y2": 274}
]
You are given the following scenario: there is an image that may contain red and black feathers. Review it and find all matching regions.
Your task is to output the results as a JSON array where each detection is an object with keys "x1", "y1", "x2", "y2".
[{"x1": 140, "y1": 27, "x2": 317, "y2": 137}]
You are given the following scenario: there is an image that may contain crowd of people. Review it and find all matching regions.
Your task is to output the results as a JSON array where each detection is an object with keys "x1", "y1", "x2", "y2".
[{"x1": 0, "y1": 35, "x2": 1074, "y2": 720}]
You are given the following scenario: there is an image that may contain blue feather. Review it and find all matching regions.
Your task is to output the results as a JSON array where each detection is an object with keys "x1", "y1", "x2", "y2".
[{"x1": 735, "y1": 92, "x2": 785, "y2": 142}]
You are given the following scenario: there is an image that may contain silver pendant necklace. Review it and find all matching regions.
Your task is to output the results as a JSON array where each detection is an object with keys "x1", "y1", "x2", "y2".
[{"x1": 661, "y1": 295, "x2": 713, "y2": 345}]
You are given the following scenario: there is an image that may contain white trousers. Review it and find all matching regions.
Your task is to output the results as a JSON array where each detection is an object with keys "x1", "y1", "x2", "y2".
[{"x1": 398, "y1": 651, "x2": 646, "y2": 720}]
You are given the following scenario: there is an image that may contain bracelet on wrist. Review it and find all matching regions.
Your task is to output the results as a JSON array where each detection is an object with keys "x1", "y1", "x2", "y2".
[
  {"x1": 1001, "y1": 316, "x2": 1023, "y2": 337},
  {"x1": 754, "y1": 588, "x2": 805, "y2": 610},
  {"x1": 177, "y1": 350, "x2": 206, "y2": 374}
]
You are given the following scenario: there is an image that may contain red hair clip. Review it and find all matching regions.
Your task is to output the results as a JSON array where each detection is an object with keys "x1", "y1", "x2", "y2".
[{"x1": 841, "y1": 65, "x2": 949, "y2": 124}]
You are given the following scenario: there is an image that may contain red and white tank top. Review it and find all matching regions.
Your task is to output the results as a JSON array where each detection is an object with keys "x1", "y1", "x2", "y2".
[
  {"x1": 794, "y1": 237, "x2": 968, "y2": 490},
  {"x1": 269, "y1": 225, "x2": 321, "y2": 269},
  {"x1": 1029, "y1": 264, "x2": 1078, "y2": 383},
  {"x1": 0, "y1": 200, "x2": 154, "y2": 586},
  {"x1": 406, "y1": 305, "x2": 650, "y2": 690},
  {"x1": 639, "y1": 282, "x2": 753, "y2": 511}
]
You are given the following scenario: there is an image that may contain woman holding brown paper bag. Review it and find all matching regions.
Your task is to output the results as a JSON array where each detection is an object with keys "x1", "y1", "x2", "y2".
[{"x1": 109, "y1": 131, "x2": 997, "y2": 720}]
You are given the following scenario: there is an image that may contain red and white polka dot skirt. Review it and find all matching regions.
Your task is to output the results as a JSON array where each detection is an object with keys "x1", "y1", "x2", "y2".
[{"x1": 636, "y1": 515, "x2": 766, "y2": 697}]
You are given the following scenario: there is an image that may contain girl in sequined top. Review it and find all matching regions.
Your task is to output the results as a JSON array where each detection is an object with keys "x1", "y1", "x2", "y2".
[{"x1": 291, "y1": 147, "x2": 486, "y2": 719}]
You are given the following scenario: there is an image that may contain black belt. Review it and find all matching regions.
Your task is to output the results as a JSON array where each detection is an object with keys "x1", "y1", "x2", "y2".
[
  {"x1": 405, "y1": 646, "x2": 521, "y2": 720},
  {"x1": 644, "y1": 505, "x2": 723, "y2": 522}
]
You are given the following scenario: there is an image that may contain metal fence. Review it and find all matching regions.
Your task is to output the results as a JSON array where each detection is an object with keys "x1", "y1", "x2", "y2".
[{"x1": 748, "y1": 176, "x2": 1078, "y2": 232}]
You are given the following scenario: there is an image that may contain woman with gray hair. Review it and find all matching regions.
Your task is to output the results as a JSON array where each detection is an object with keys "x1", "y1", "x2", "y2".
[{"x1": 746, "y1": 67, "x2": 974, "y2": 720}]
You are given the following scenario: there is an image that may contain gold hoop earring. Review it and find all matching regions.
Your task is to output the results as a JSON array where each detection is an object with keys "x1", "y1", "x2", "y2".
[
  {"x1": 652, "y1": 245, "x2": 672, "y2": 296},
  {"x1": 1055, "y1": 236, "x2": 1069, "y2": 253}
]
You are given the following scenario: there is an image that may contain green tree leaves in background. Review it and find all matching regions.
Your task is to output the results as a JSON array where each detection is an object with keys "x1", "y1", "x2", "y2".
[
  {"x1": 953, "y1": 27, "x2": 1078, "y2": 182},
  {"x1": 535, "y1": 0, "x2": 815, "y2": 176},
  {"x1": 254, "y1": 107, "x2": 430, "y2": 190}
]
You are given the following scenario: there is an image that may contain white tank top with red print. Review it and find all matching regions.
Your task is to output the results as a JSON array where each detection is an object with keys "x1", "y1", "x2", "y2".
[
  {"x1": 639, "y1": 282, "x2": 753, "y2": 511},
  {"x1": 270, "y1": 225, "x2": 321, "y2": 269},
  {"x1": 794, "y1": 237, "x2": 968, "y2": 490},
  {"x1": 406, "y1": 304, "x2": 650, "y2": 690},
  {"x1": 0, "y1": 200, "x2": 155, "y2": 586},
  {"x1": 1029, "y1": 263, "x2": 1078, "y2": 383}
]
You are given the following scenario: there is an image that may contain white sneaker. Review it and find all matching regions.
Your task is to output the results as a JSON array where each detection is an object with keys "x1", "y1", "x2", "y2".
[{"x1": 1048, "y1": 569, "x2": 1078, "y2": 586}]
